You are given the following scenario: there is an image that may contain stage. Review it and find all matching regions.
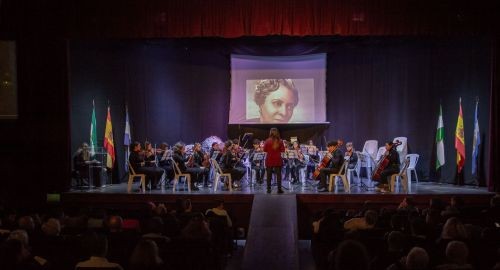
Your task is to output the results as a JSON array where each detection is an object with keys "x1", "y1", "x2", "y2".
[{"x1": 62, "y1": 179, "x2": 494, "y2": 239}]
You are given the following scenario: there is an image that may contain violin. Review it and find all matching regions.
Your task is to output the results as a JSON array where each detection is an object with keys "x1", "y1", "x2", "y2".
[
  {"x1": 313, "y1": 139, "x2": 344, "y2": 180},
  {"x1": 371, "y1": 140, "x2": 402, "y2": 181}
]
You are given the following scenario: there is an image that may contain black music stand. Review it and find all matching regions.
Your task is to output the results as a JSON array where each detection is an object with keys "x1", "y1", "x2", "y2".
[{"x1": 250, "y1": 152, "x2": 265, "y2": 187}]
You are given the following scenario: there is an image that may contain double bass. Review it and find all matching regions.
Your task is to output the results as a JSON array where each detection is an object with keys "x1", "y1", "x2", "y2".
[
  {"x1": 313, "y1": 140, "x2": 344, "y2": 179},
  {"x1": 371, "y1": 140, "x2": 402, "y2": 181}
]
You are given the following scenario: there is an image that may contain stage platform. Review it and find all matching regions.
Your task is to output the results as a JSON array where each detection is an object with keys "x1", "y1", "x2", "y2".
[{"x1": 62, "y1": 180, "x2": 494, "y2": 239}]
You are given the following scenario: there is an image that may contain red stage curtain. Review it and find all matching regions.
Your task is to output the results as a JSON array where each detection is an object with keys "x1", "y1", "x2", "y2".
[{"x1": 1, "y1": 0, "x2": 499, "y2": 39}]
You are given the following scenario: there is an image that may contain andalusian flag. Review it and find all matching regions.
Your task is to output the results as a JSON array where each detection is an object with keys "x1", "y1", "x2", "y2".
[
  {"x1": 471, "y1": 99, "x2": 480, "y2": 175},
  {"x1": 436, "y1": 104, "x2": 445, "y2": 170},
  {"x1": 90, "y1": 100, "x2": 97, "y2": 156},
  {"x1": 455, "y1": 98, "x2": 465, "y2": 173},
  {"x1": 104, "y1": 106, "x2": 115, "y2": 169}
]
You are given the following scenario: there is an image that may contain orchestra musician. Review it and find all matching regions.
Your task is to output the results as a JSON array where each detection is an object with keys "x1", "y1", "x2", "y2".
[
  {"x1": 144, "y1": 141, "x2": 156, "y2": 167},
  {"x1": 210, "y1": 142, "x2": 222, "y2": 162},
  {"x1": 73, "y1": 142, "x2": 101, "y2": 186},
  {"x1": 192, "y1": 143, "x2": 210, "y2": 188},
  {"x1": 156, "y1": 142, "x2": 174, "y2": 183},
  {"x1": 249, "y1": 139, "x2": 265, "y2": 185},
  {"x1": 129, "y1": 141, "x2": 164, "y2": 189},
  {"x1": 263, "y1": 127, "x2": 285, "y2": 194},
  {"x1": 317, "y1": 141, "x2": 343, "y2": 192},
  {"x1": 172, "y1": 142, "x2": 203, "y2": 191},
  {"x1": 220, "y1": 140, "x2": 246, "y2": 188},
  {"x1": 282, "y1": 140, "x2": 292, "y2": 182},
  {"x1": 290, "y1": 141, "x2": 306, "y2": 184},
  {"x1": 306, "y1": 140, "x2": 319, "y2": 179},
  {"x1": 344, "y1": 142, "x2": 358, "y2": 169},
  {"x1": 375, "y1": 141, "x2": 400, "y2": 192}
]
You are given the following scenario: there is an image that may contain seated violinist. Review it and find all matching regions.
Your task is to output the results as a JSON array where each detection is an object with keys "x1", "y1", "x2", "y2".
[
  {"x1": 290, "y1": 141, "x2": 306, "y2": 184},
  {"x1": 344, "y1": 142, "x2": 358, "y2": 169},
  {"x1": 192, "y1": 143, "x2": 210, "y2": 188},
  {"x1": 317, "y1": 141, "x2": 343, "y2": 192},
  {"x1": 209, "y1": 142, "x2": 222, "y2": 162},
  {"x1": 172, "y1": 142, "x2": 204, "y2": 191},
  {"x1": 129, "y1": 141, "x2": 164, "y2": 189},
  {"x1": 306, "y1": 140, "x2": 319, "y2": 179},
  {"x1": 144, "y1": 141, "x2": 156, "y2": 167},
  {"x1": 249, "y1": 139, "x2": 265, "y2": 185},
  {"x1": 220, "y1": 140, "x2": 246, "y2": 188},
  {"x1": 157, "y1": 142, "x2": 174, "y2": 182}
]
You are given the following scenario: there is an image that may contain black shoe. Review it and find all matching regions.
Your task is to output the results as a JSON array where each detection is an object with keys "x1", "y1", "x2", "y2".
[
  {"x1": 266, "y1": 188, "x2": 271, "y2": 194},
  {"x1": 191, "y1": 186, "x2": 199, "y2": 191},
  {"x1": 277, "y1": 189, "x2": 284, "y2": 194},
  {"x1": 317, "y1": 187, "x2": 327, "y2": 192}
]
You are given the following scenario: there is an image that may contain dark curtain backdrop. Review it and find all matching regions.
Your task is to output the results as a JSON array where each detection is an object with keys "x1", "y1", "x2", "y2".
[{"x1": 70, "y1": 37, "x2": 491, "y2": 186}]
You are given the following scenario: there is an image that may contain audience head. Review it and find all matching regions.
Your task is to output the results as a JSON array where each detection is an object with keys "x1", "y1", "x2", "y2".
[
  {"x1": 215, "y1": 199, "x2": 225, "y2": 209},
  {"x1": 129, "y1": 239, "x2": 162, "y2": 270},
  {"x1": 0, "y1": 239, "x2": 30, "y2": 268},
  {"x1": 7, "y1": 230, "x2": 29, "y2": 247},
  {"x1": 182, "y1": 199, "x2": 192, "y2": 213},
  {"x1": 17, "y1": 216, "x2": 35, "y2": 232},
  {"x1": 490, "y1": 194, "x2": 500, "y2": 208},
  {"x1": 330, "y1": 240, "x2": 370, "y2": 270},
  {"x1": 387, "y1": 231, "x2": 406, "y2": 252},
  {"x1": 405, "y1": 247, "x2": 429, "y2": 270},
  {"x1": 41, "y1": 218, "x2": 61, "y2": 236},
  {"x1": 82, "y1": 232, "x2": 108, "y2": 258},
  {"x1": 181, "y1": 213, "x2": 211, "y2": 241},
  {"x1": 441, "y1": 217, "x2": 467, "y2": 240},
  {"x1": 445, "y1": 240, "x2": 469, "y2": 265},
  {"x1": 107, "y1": 215, "x2": 123, "y2": 233},
  {"x1": 364, "y1": 210, "x2": 378, "y2": 226}
]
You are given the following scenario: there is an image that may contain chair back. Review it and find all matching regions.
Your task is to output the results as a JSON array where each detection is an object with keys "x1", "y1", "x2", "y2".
[
  {"x1": 375, "y1": 146, "x2": 387, "y2": 162},
  {"x1": 210, "y1": 158, "x2": 224, "y2": 174},
  {"x1": 352, "y1": 151, "x2": 362, "y2": 175},
  {"x1": 362, "y1": 140, "x2": 378, "y2": 160},
  {"x1": 171, "y1": 157, "x2": 182, "y2": 175},
  {"x1": 128, "y1": 163, "x2": 137, "y2": 175},
  {"x1": 405, "y1": 154, "x2": 419, "y2": 169}
]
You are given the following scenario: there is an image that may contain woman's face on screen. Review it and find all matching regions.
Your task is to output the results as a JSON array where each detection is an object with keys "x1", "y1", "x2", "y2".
[{"x1": 259, "y1": 85, "x2": 296, "y2": 123}]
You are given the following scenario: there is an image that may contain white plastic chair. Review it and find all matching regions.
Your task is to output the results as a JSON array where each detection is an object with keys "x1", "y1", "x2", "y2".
[
  {"x1": 328, "y1": 161, "x2": 350, "y2": 193},
  {"x1": 356, "y1": 151, "x2": 374, "y2": 182},
  {"x1": 405, "y1": 154, "x2": 419, "y2": 184},
  {"x1": 346, "y1": 152, "x2": 360, "y2": 186},
  {"x1": 362, "y1": 140, "x2": 378, "y2": 162},
  {"x1": 171, "y1": 158, "x2": 191, "y2": 192},
  {"x1": 389, "y1": 157, "x2": 410, "y2": 193},
  {"x1": 393, "y1": 137, "x2": 408, "y2": 164},
  {"x1": 375, "y1": 146, "x2": 387, "y2": 163},
  {"x1": 211, "y1": 159, "x2": 233, "y2": 192}
]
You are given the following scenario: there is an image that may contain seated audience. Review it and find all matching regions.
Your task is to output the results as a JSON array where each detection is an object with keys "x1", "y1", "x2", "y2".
[
  {"x1": 344, "y1": 210, "x2": 378, "y2": 231},
  {"x1": 75, "y1": 232, "x2": 123, "y2": 269}
]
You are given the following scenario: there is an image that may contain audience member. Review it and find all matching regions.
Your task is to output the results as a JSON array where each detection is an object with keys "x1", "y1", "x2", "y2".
[
  {"x1": 128, "y1": 239, "x2": 163, "y2": 270},
  {"x1": 344, "y1": 210, "x2": 378, "y2": 231},
  {"x1": 75, "y1": 232, "x2": 123, "y2": 269}
]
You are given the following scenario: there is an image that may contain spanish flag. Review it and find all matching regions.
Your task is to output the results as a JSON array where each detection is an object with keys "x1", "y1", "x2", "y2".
[
  {"x1": 104, "y1": 106, "x2": 115, "y2": 169},
  {"x1": 455, "y1": 98, "x2": 465, "y2": 173}
]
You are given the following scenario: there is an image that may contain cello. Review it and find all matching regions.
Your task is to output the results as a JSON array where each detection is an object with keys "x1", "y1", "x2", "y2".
[
  {"x1": 371, "y1": 140, "x2": 402, "y2": 181},
  {"x1": 313, "y1": 139, "x2": 343, "y2": 179}
]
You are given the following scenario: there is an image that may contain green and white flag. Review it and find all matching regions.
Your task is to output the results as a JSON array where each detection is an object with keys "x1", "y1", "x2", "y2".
[
  {"x1": 90, "y1": 100, "x2": 97, "y2": 156},
  {"x1": 436, "y1": 104, "x2": 445, "y2": 170}
]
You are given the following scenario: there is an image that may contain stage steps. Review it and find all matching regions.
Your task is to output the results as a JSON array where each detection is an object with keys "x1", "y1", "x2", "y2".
[{"x1": 241, "y1": 194, "x2": 299, "y2": 270}]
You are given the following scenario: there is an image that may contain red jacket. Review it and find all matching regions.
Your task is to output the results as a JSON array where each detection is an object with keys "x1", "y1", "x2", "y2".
[{"x1": 264, "y1": 138, "x2": 285, "y2": 167}]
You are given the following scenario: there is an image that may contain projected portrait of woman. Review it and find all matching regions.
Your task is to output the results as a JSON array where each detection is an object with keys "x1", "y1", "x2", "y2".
[{"x1": 253, "y1": 79, "x2": 299, "y2": 123}]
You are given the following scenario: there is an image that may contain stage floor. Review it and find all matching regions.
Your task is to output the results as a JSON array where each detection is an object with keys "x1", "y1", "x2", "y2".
[{"x1": 68, "y1": 179, "x2": 491, "y2": 195}]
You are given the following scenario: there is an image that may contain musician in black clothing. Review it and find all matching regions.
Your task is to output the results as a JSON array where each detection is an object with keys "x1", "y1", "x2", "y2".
[
  {"x1": 129, "y1": 141, "x2": 164, "y2": 189},
  {"x1": 192, "y1": 143, "x2": 210, "y2": 188},
  {"x1": 172, "y1": 142, "x2": 204, "y2": 191},
  {"x1": 209, "y1": 142, "x2": 222, "y2": 162},
  {"x1": 73, "y1": 142, "x2": 101, "y2": 186},
  {"x1": 157, "y1": 142, "x2": 174, "y2": 181},
  {"x1": 344, "y1": 142, "x2": 358, "y2": 169},
  {"x1": 144, "y1": 141, "x2": 156, "y2": 167},
  {"x1": 376, "y1": 141, "x2": 400, "y2": 191},
  {"x1": 317, "y1": 141, "x2": 344, "y2": 192},
  {"x1": 220, "y1": 140, "x2": 246, "y2": 183},
  {"x1": 249, "y1": 139, "x2": 265, "y2": 184}
]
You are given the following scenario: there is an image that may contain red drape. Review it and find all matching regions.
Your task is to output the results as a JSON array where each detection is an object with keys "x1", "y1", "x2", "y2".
[{"x1": 1, "y1": 0, "x2": 499, "y2": 39}]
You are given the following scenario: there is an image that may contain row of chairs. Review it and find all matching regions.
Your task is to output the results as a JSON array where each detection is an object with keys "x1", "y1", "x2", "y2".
[{"x1": 127, "y1": 152, "x2": 419, "y2": 194}]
